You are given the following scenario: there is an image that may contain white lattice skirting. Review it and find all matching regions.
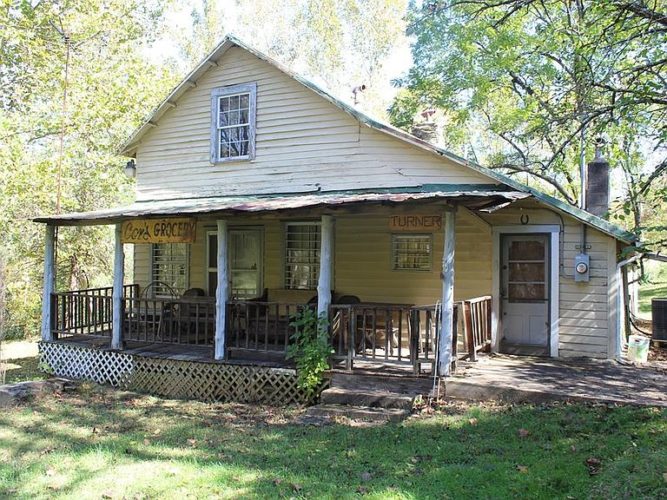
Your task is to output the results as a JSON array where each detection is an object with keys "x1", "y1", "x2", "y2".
[{"x1": 39, "y1": 342, "x2": 317, "y2": 405}]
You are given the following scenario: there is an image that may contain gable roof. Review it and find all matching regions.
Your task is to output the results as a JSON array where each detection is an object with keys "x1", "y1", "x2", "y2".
[{"x1": 119, "y1": 34, "x2": 636, "y2": 244}]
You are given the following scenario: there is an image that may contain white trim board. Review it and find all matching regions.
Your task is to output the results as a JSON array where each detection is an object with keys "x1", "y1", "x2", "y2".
[{"x1": 492, "y1": 225, "x2": 560, "y2": 358}]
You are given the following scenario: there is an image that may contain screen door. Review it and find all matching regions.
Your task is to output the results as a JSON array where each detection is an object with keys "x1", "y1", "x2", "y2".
[{"x1": 500, "y1": 234, "x2": 550, "y2": 355}]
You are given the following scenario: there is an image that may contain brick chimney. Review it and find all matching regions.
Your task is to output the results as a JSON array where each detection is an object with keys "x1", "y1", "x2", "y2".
[{"x1": 585, "y1": 141, "x2": 610, "y2": 218}]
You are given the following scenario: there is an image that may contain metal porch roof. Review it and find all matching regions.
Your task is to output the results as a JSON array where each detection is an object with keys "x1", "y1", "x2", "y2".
[{"x1": 33, "y1": 185, "x2": 528, "y2": 226}]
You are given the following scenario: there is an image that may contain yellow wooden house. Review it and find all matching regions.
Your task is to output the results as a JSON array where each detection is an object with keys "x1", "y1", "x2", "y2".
[{"x1": 34, "y1": 36, "x2": 636, "y2": 402}]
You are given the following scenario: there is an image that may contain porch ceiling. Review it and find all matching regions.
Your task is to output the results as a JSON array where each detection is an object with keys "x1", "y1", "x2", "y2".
[{"x1": 32, "y1": 185, "x2": 529, "y2": 226}]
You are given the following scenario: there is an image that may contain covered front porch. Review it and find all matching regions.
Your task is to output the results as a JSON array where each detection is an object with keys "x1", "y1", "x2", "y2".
[{"x1": 35, "y1": 187, "x2": 526, "y2": 397}]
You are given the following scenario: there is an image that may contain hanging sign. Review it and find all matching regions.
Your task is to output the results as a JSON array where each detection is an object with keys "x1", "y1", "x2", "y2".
[
  {"x1": 389, "y1": 215, "x2": 442, "y2": 232},
  {"x1": 121, "y1": 218, "x2": 197, "y2": 244}
]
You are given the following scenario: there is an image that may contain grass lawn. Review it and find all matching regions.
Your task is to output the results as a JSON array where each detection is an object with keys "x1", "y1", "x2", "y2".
[
  {"x1": 0, "y1": 384, "x2": 664, "y2": 499},
  {"x1": 639, "y1": 263, "x2": 667, "y2": 318}
]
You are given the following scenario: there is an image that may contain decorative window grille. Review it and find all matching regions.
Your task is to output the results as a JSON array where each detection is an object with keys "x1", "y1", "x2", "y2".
[
  {"x1": 284, "y1": 223, "x2": 321, "y2": 290},
  {"x1": 211, "y1": 83, "x2": 256, "y2": 162},
  {"x1": 392, "y1": 234, "x2": 432, "y2": 271},
  {"x1": 151, "y1": 243, "x2": 189, "y2": 296}
]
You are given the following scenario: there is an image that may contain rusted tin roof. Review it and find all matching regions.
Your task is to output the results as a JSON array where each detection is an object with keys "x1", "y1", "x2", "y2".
[{"x1": 33, "y1": 185, "x2": 528, "y2": 226}]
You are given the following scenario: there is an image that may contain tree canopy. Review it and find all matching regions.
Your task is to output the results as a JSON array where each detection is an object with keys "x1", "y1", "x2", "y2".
[{"x1": 390, "y1": 0, "x2": 666, "y2": 249}]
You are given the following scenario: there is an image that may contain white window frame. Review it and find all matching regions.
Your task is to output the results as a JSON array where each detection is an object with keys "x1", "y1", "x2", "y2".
[
  {"x1": 210, "y1": 82, "x2": 257, "y2": 163},
  {"x1": 150, "y1": 243, "x2": 190, "y2": 297},
  {"x1": 391, "y1": 233, "x2": 433, "y2": 272},
  {"x1": 284, "y1": 221, "x2": 322, "y2": 290}
]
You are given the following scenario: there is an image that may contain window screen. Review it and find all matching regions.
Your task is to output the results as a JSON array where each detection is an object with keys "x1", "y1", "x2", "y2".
[
  {"x1": 507, "y1": 239, "x2": 547, "y2": 302},
  {"x1": 151, "y1": 243, "x2": 188, "y2": 296},
  {"x1": 392, "y1": 234, "x2": 432, "y2": 271},
  {"x1": 284, "y1": 223, "x2": 320, "y2": 290}
]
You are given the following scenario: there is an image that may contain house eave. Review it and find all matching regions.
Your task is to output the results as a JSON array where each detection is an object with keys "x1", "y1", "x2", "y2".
[{"x1": 33, "y1": 185, "x2": 529, "y2": 226}]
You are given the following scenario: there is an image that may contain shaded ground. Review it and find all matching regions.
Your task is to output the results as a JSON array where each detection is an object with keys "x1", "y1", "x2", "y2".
[
  {"x1": 452, "y1": 355, "x2": 667, "y2": 407},
  {"x1": 0, "y1": 383, "x2": 665, "y2": 499}
]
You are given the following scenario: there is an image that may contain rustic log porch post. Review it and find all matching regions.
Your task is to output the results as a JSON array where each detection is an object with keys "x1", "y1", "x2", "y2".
[
  {"x1": 215, "y1": 219, "x2": 229, "y2": 360},
  {"x1": 317, "y1": 215, "x2": 333, "y2": 320},
  {"x1": 438, "y1": 206, "x2": 456, "y2": 376},
  {"x1": 111, "y1": 223, "x2": 125, "y2": 350},
  {"x1": 40, "y1": 224, "x2": 56, "y2": 342}
]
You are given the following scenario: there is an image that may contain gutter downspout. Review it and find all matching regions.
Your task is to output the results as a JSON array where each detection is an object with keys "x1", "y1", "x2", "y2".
[{"x1": 615, "y1": 254, "x2": 642, "y2": 360}]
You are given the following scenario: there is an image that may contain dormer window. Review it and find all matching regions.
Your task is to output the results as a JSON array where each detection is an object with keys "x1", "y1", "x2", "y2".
[{"x1": 210, "y1": 83, "x2": 256, "y2": 163}]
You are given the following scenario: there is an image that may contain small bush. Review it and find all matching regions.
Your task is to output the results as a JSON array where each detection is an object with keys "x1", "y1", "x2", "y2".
[{"x1": 286, "y1": 307, "x2": 332, "y2": 397}]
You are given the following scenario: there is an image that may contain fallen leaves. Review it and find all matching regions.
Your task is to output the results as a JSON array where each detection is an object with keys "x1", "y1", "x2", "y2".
[
  {"x1": 516, "y1": 465, "x2": 529, "y2": 473},
  {"x1": 585, "y1": 457, "x2": 602, "y2": 476},
  {"x1": 517, "y1": 428, "x2": 530, "y2": 438},
  {"x1": 468, "y1": 417, "x2": 479, "y2": 426}
]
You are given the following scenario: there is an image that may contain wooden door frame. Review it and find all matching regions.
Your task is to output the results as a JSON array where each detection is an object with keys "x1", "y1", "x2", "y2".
[{"x1": 491, "y1": 225, "x2": 560, "y2": 358}]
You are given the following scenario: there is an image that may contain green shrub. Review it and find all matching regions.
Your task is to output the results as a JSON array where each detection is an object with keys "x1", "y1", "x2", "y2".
[{"x1": 286, "y1": 307, "x2": 332, "y2": 397}]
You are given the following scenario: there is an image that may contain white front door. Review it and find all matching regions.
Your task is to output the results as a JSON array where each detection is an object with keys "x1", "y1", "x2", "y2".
[
  {"x1": 500, "y1": 234, "x2": 550, "y2": 355},
  {"x1": 207, "y1": 228, "x2": 263, "y2": 299}
]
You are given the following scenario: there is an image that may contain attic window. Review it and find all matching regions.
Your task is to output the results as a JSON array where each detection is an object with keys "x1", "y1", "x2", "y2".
[{"x1": 210, "y1": 83, "x2": 256, "y2": 163}]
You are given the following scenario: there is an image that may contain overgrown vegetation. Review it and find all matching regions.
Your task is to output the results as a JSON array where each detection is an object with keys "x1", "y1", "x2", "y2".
[
  {"x1": 0, "y1": 386, "x2": 664, "y2": 498},
  {"x1": 286, "y1": 308, "x2": 332, "y2": 397}
]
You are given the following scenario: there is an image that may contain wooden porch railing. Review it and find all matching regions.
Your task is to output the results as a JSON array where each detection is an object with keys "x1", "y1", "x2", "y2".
[
  {"x1": 122, "y1": 296, "x2": 216, "y2": 345},
  {"x1": 51, "y1": 284, "x2": 138, "y2": 338},
  {"x1": 50, "y1": 287, "x2": 493, "y2": 373},
  {"x1": 227, "y1": 301, "x2": 308, "y2": 355},
  {"x1": 461, "y1": 295, "x2": 492, "y2": 362},
  {"x1": 330, "y1": 304, "x2": 415, "y2": 366}
]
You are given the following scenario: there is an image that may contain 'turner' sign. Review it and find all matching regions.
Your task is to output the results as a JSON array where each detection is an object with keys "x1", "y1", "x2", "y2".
[
  {"x1": 121, "y1": 218, "x2": 197, "y2": 244},
  {"x1": 389, "y1": 215, "x2": 442, "y2": 231}
]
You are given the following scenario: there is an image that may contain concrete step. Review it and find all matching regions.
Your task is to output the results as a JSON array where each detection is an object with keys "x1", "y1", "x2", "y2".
[
  {"x1": 329, "y1": 372, "x2": 434, "y2": 394},
  {"x1": 320, "y1": 387, "x2": 415, "y2": 410},
  {"x1": 306, "y1": 403, "x2": 411, "y2": 423}
]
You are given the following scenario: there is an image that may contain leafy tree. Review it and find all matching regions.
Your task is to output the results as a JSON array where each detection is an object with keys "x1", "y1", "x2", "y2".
[
  {"x1": 391, "y1": 0, "x2": 666, "y2": 249},
  {"x1": 0, "y1": 0, "x2": 176, "y2": 338},
  {"x1": 172, "y1": 0, "x2": 409, "y2": 118}
]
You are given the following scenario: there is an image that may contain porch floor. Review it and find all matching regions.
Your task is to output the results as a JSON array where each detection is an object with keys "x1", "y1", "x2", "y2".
[
  {"x1": 51, "y1": 336, "x2": 432, "y2": 376},
  {"x1": 53, "y1": 335, "x2": 290, "y2": 368},
  {"x1": 449, "y1": 354, "x2": 667, "y2": 407}
]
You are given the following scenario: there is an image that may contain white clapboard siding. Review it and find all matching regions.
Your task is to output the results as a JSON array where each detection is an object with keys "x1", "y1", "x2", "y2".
[
  {"x1": 132, "y1": 208, "x2": 492, "y2": 308},
  {"x1": 133, "y1": 47, "x2": 493, "y2": 201},
  {"x1": 483, "y1": 201, "x2": 615, "y2": 357}
]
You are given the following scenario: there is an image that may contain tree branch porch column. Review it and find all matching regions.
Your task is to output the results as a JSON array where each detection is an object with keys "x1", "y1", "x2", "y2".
[
  {"x1": 317, "y1": 214, "x2": 334, "y2": 320},
  {"x1": 438, "y1": 206, "x2": 456, "y2": 376},
  {"x1": 215, "y1": 219, "x2": 229, "y2": 360},
  {"x1": 111, "y1": 223, "x2": 125, "y2": 350},
  {"x1": 40, "y1": 224, "x2": 56, "y2": 342}
]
